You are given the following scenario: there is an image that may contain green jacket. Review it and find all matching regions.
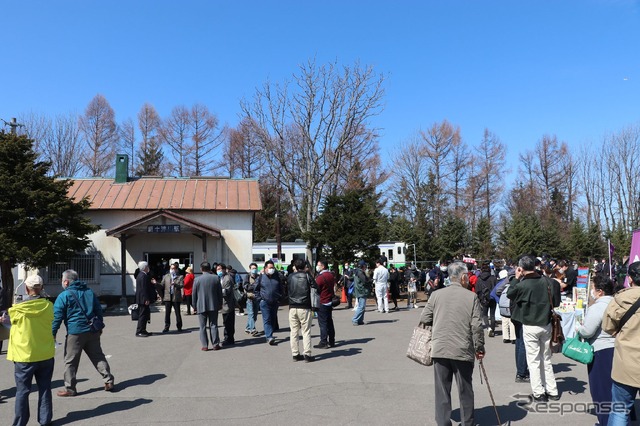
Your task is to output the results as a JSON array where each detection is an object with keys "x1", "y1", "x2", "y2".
[
  {"x1": 507, "y1": 273, "x2": 552, "y2": 327},
  {"x1": 8, "y1": 297, "x2": 55, "y2": 363},
  {"x1": 352, "y1": 268, "x2": 369, "y2": 298}
]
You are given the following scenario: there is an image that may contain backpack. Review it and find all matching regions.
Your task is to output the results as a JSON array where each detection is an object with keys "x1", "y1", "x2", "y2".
[{"x1": 498, "y1": 283, "x2": 511, "y2": 317}]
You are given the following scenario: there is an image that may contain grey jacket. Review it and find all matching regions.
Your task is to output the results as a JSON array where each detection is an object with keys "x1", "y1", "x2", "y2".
[
  {"x1": 419, "y1": 282, "x2": 485, "y2": 362},
  {"x1": 192, "y1": 272, "x2": 223, "y2": 314},
  {"x1": 577, "y1": 295, "x2": 615, "y2": 352},
  {"x1": 220, "y1": 273, "x2": 236, "y2": 313},
  {"x1": 161, "y1": 273, "x2": 184, "y2": 303}
]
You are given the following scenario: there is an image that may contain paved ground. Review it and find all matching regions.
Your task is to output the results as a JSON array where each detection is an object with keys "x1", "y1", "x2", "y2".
[{"x1": 0, "y1": 298, "x2": 634, "y2": 425}]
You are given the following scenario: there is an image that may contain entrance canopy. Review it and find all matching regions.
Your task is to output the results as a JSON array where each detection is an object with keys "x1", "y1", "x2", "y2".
[{"x1": 105, "y1": 209, "x2": 222, "y2": 238}]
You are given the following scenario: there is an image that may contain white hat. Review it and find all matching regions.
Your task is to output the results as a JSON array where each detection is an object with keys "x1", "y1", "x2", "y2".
[
  {"x1": 24, "y1": 274, "x2": 44, "y2": 289},
  {"x1": 498, "y1": 270, "x2": 508, "y2": 280}
]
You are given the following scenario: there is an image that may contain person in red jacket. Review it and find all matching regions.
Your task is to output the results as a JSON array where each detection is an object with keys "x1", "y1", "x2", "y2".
[
  {"x1": 314, "y1": 259, "x2": 336, "y2": 349},
  {"x1": 183, "y1": 267, "x2": 195, "y2": 315}
]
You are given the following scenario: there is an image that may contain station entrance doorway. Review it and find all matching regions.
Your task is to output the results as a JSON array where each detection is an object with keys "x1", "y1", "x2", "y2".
[{"x1": 144, "y1": 252, "x2": 193, "y2": 280}]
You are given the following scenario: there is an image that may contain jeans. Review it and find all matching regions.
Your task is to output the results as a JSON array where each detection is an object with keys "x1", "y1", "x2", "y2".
[
  {"x1": 523, "y1": 323, "x2": 558, "y2": 396},
  {"x1": 245, "y1": 298, "x2": 258, "y2": 332},
  {"x1": 13, "y1": 358, "x2": 54, "y2": 426},
  {"x1": 352, "y1": 297, "x2": 366, "y2": 325},
  {"x1": 63, "y1": 332, "x2": 114, "y2": 393},
  {"x1": 481, "y1": 300, "x2": 497, "y2": 331},
  {"x1": 587, "y1": 348, "x2": 614, "y2": 426},
  {"x1": 609, "y1": 380, "x2": 639, "y2": 426},
  {"x1": 163, "y1": 301, "x2": 182, "y2": 330},
  {"x1": 407, "y1": 291, "x2": 417, "y2": 306},
  {"x1": 260, "y1": 300, "x2": 278, "y2": 341},
  {"x1": 513, "y1": 320, "x2": 529, "y2": 378},
  {"x1": 197, "y1": 310, "x2": 220, "y2": 348},
  {"x1": 317, "y1": 304, "x2": 335, "y2": 345}
]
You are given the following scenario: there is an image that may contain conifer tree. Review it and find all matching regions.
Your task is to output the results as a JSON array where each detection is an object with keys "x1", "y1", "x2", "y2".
[{"x1": 0, "y1": 133, "x2": 99, "y2": 307}]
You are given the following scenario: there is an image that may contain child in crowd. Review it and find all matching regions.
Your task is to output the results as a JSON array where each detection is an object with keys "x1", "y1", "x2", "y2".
[{"x1": 407, "y1": 273, "x2": 418, "y2": 308}]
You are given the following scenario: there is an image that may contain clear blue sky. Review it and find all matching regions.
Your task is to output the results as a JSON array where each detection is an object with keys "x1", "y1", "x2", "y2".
[{"x1": 2, "y1": 0, "x2": 639, "y2": 171}]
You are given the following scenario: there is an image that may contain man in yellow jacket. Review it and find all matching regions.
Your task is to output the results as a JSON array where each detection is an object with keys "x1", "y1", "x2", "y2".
[
  {"x1": 603, "y1": 261, "x2": 640, "y2": 425},
  {"x1": 5, "y1": 274, "x2": 55, "y2": 426}
]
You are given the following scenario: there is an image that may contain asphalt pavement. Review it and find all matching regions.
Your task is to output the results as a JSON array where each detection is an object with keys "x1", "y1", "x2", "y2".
[{"x1": 0, "y1": 298, "x2": 627, "y2": 425}]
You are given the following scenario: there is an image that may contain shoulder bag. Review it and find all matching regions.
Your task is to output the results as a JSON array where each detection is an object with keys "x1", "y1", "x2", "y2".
[
  {"x1": 616, "y1": 296, "x2": 640, "y2": 335},
  {"x1": 547, "y1": 284, "x2": 564, "y2": 353},
  {"x1": 69, "y1": 290, "x2": 105, "y2": 333}
]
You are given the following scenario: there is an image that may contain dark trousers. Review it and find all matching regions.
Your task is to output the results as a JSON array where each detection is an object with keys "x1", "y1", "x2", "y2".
[
  {"x1": 222, "y1": 311, "x2": 235, "y2": 344},
  {"x1": 588, "y1": 347, "x2": 614, "y2": 426},
  {"x1": 163, "y1": 301, "x2": 182, "y2": 331},
  {"x1": 513, "y1": 320, "x2": 529, "y2": 378},
  {"x1": 184, "y1": 295, "x2": 193, "y2": 314},
  {"x1": 136, "y1": 304, "x2": 151, "y2": 334},
  {"x1": 13, "y1": 358, "x2": 54, "y2": 426},
  {"x1": 482, "y1": 300, "x2": 497, "y2": 331},
  {"x1": 433, "y1": 357, "x2": 475, "y2": 426},
  {"x1": 317, "y1": 304, "x2": 335, "y2": 345}
]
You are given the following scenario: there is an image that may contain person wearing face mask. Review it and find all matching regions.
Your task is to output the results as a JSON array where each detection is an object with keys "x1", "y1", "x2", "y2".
[
  {"x1": 161, "y1": 262, "x2": 184, "y2": 333},
  {"x1": 255, "y1": 260, "x2": 282, "y2": 345},
  {"x1": 576, "y1": 275, "x2": 615, "y2": 426},
  {"x1": 314, "y1": 259, "x2": 336, "y2": 349},
  {"x1": 217, "y1": 263, "x2": 236, "y2": 346},
  {"x1": 244, "y1": 263, "x2": 260, "y2": 336}
]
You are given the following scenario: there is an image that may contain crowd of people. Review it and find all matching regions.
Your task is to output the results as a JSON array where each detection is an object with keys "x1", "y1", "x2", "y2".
[{"x1": 3, "y1": 253, "x2": 639, "y2": 426}]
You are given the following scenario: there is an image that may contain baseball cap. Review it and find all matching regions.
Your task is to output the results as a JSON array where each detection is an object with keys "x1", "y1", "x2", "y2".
[{"x1": 24, "y1": 274, "x2": 44, "y2": 289}]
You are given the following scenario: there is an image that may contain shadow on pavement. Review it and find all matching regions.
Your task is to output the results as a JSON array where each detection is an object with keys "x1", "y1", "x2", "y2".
[
  {"x1": 337, "y1": 337, "x2": 375, "y2": 346},
  {"x1": 365, "y1": 319, "x2": 398, "y2": 325},
  {"x1": 111, "y1": 373, "x2": 167, "y2": 392},
  {"x1": 313, "y1": 347, "x2": 362, "y2": 360},
  {"x1": 452, "y1": 400, "x2": 527, "y2": 425},
  {"x1": 553, "y1": 362, "x2": 577, "y2": 373},
  {"x1": 0, "y1": 378, "x2": 87, "y2": 400},
  {"x1": 556, "y1": 375, "x2": 588, "y2": 395},
  {"x1": 55, "y1": 398, "x2": 153, "y2": 425}
]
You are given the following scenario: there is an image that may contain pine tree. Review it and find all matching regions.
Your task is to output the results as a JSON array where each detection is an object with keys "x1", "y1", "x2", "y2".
[
  {"x1": 0, "y1": 133, "x2": 99, "y2": 307},
  {"x1": 136, "y1": 136, "x2": 164, "y2": 176}
]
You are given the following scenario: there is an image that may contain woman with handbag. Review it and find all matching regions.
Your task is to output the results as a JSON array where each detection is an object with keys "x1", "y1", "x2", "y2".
[{"x1": 576, "y1": 276, "x2": 615, "y2": 426}]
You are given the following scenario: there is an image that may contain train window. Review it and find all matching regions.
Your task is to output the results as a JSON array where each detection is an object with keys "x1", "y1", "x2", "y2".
[
  {"x1": 272, "y1": 253, "x2": 286, "y2": 262},
  {"x1": 388, "y1": 249, "x2": 393, "y2": 260},
  {"x1": 252, "y1": 253, "x2": 265, "y2": 262},
  {"x1": 293, "y1": 253, "x2": 306, "y2": 261},
  {"x1": 397, "y1": 246, "x2": 402, "y2": 255}
]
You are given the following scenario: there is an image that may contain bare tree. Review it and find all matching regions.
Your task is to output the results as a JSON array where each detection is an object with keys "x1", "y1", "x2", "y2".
[
  {"x1": 189, "y1": 103, "x2": 221, "y2": 176},
  {"x1": 476, "y1": 128, "x2": 506, "y2": 227},
  {"x1": 241, "y1": 59, "x2": 385, "y2": 234},
  {"x1": 43, "y1": 114, "x2": 84, "y2": 177},
  {"x1": 119, "y1": 118, "x2": 136, "y2": 175},
  {"x1": 18, "y1": 111, "x2": 50, "y2": 154},
  {"x1": 220, "y1": 118, "x2": 264, "y2": 178},
  {"x1": 160, "y1": 106, "x2": 191, "y2": 176},
  {"x1": 79, "y1": 94, "x2": 118, "y2": 176}
]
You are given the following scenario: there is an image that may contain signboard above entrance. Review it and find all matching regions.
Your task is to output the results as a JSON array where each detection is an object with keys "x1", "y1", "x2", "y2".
[{"x1": 147, "y1": 225, "x2": 181, "y2": 233}]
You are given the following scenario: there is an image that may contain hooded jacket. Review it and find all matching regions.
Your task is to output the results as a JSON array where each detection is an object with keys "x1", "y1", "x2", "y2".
[
  {"x1": 52, "y1": 280, "x2": 103, "y2": 337},
  {"x1": 8, "y1": 296, "x2": 55, "y2": 363}
]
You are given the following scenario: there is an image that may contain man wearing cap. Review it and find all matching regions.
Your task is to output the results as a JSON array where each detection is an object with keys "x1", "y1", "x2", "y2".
[
  {"x1": 602, "y1": 261, "x2": 640, "y2": 425},
  {"x1": 53, "y1": 269, "x2": 114, "y2": 396},
  {"x1": 4, "y1": 274, "x2": 55, "y2": 426},
  {"x1": 352, "y1": 260, "x2": 370, "y2": 325}
]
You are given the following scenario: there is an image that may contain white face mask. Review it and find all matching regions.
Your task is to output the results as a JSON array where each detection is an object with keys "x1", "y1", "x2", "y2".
[
  {"x1": 440, "y1": 266, "x2": 448, "y2": 272},
  {"x1": 316, "y1": 266, "x2": 323, "y2": 272},
  {"x1": 590, "y1": 289, "x2": 597, "y2": 299},
  {"x1": 266, "y1": 268, "x2": 275, "y2": 275}
]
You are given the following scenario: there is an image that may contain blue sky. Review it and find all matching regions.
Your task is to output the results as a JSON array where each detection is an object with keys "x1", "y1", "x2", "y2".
[{"x1": 2, "y1": 0, "x2": 639, "y2": 171}]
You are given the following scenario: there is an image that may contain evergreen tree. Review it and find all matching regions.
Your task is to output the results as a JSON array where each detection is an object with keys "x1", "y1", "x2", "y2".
[
  {"x1": 136, "y1": 136, "x2": 164, "y2": 176},
  {"x1": 498, "y1": 212, "x2": 544, "y2": 260},
  {"x1": 0, "y1": 133, "x2": 99, "y2": 307},
  {"x1": 434, "y1": 216, "x2": 468, "y2": 261},
  {"x1": 307, "y1": 186, "x2": 384, "y2": 267},
  {"x1": 473, "y1": 216, "x2": 493, "y2": 260},
  {"x1": 567, "y1": 219, "x2": 589, "y2": 262}
]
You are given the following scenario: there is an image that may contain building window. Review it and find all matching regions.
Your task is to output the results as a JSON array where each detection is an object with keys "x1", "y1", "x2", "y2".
[{"x1": 46, "y1": 253, "x2": 100, "y2": 284}]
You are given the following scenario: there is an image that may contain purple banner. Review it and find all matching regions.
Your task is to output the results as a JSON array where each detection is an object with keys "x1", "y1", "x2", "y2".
[{"x1": 627, "y1": 229, "x2": 640, "y2": 287}]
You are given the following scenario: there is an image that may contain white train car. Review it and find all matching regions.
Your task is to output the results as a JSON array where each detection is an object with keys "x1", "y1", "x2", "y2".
[{"x1": 251, "y1": 240, "x2": 407, "y2": 269}]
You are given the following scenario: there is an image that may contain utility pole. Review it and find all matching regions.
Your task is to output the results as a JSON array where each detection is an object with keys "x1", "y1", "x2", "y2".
[{"x1": 2, "y1": 117, "x2": 24, "y2": 135}]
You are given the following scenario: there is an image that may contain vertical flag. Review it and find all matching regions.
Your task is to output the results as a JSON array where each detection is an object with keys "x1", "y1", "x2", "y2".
[{"x1": 608, "y1": 239, "x2": 614, "y2": 280}]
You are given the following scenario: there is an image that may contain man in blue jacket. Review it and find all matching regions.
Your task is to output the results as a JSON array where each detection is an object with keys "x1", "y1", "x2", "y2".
[{"x1": 53, "y1": 269, "x2": 114, "y2": 396}]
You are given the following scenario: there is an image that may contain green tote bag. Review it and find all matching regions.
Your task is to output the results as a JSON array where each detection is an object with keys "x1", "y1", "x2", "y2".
[{"x1": 562, "y1": 336, "x2": 594, "y2": 364}]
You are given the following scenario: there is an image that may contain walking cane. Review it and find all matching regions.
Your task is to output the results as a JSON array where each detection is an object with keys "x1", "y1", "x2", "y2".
[{"x1": 479, "y1": 358, "x2": 503, "y2": 425}]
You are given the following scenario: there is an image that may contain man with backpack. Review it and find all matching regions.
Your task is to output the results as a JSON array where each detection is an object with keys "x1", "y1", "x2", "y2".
[
  {"x1": 475, "y1": 262, "x2": 497, "y2": 337},
  {"x1": 492, "y1": 269, "x2": 515, "y2": 343}
]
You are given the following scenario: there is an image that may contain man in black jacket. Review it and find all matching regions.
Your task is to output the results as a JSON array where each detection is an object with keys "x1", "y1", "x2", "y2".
[
  {"x1": 475, "y1": 261, "x2": 498, "y2": 337},
  {"x1": 287, "y1": 258, "x2": 314, "y2": 362},
  {"x1": 135, "y1": 261, "x2": 157, "y2": 337}
]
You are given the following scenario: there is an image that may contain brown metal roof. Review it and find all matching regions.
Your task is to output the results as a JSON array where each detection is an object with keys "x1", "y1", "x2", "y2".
[{"x1": 67, "y1": 178, "x2": 262, "y2": 211}]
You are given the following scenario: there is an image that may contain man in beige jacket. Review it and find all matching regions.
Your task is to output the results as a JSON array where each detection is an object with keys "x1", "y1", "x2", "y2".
[
  {"x1": 420, "y1": 261, "x2": 485, "y2": 426},
  {"x1": 602, "y1": 261, "x2": 640, "y2": 425}
]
